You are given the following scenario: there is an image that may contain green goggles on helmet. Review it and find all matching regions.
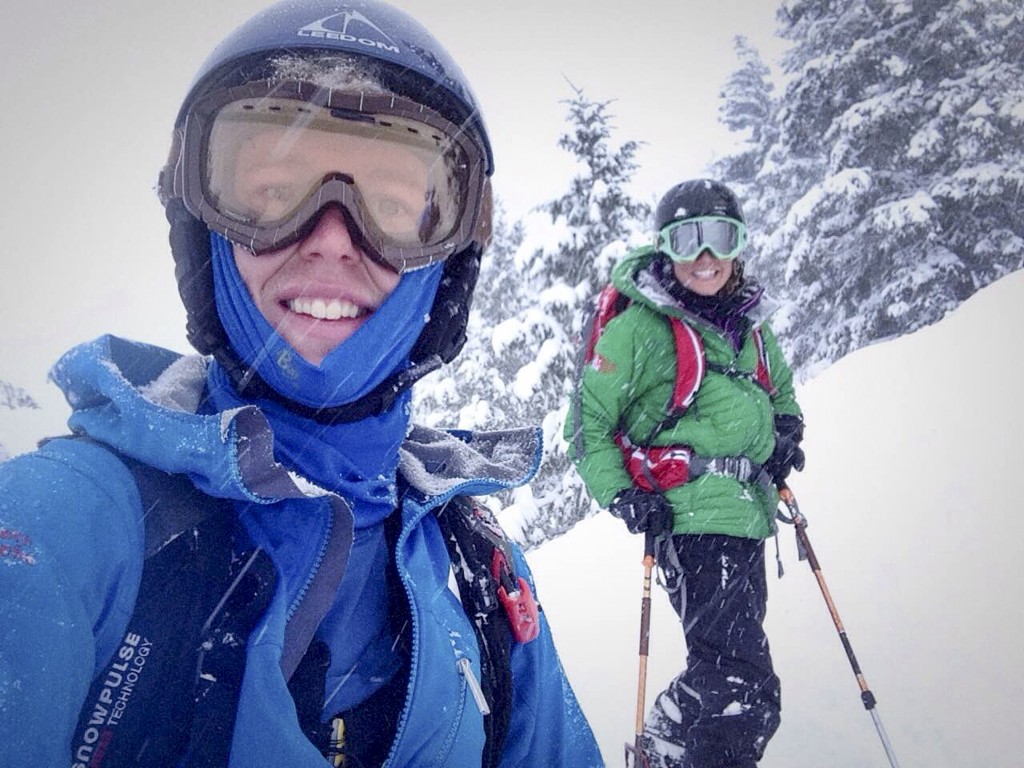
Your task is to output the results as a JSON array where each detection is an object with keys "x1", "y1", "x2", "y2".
[
  {"x1": 166, "y1": 79, "x2": 490, "y2": 272},
  {"x1": 656, "y1": 216, "x2": 747, "y2": 263}
]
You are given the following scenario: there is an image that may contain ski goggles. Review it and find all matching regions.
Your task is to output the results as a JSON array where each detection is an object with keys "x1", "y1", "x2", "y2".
[
  {"x1": 656, "y1": 216, "x2": 747, "y2": 263},
  {"x1": 167, "y1": 80, "x2": 490, "y2": 272}
]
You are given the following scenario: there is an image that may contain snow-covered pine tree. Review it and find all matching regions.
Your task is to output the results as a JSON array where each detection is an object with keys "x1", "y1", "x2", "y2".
[
  {"x1": 413, "y1": 199, "x2": 526, "y2": 430},
  {"x1": 417, "y1": 87, "x2": 650, "y2": 547},
  {"x1": 0, "y1": 380, "x2": 39, "y2": 460},
  {"x1": 711, "y1": 36, "x2": 792, "y2": 294},
  {"x1": 505, "y1": 88, "x2": 651, "y2": 546},
  {"x1": 0, "y1": 381, "x2": 38, "y2": 411},
  {"x1": 715, "y1": 36, "x2": 778, "y2": 187},
  {"x1": 714, "y1": 0, "x2": 1024, "y2": 378},
  {"x1": 509, "y1": 88, "x2": 650, "y2": 545}
]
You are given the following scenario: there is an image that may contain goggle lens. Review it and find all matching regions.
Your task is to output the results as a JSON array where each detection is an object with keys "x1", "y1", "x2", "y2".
[
  {"x1": 205, "y1": 98, "x2": 466, "y2": 248},
  {"x1": 658, "y1": 217, "x2": 746, "y2": 262},
  {"x1": 177, "y1": 82, "x2": 489, "y2": 271}
]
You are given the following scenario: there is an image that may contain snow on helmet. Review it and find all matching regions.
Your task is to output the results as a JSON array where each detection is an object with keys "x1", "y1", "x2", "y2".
[
  {"x1": 173, "y1": 0, "x2": 492, "y2": 172},
  {"x1": 654, "y1": 179, "x2": 745, "y2": 230},
  {"x1": 158, "y1": 0, "x2": 493, "y2": 421}
]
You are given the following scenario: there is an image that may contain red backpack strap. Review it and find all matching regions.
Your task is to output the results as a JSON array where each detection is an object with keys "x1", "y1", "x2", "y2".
[
  {"x1": 751, "y1": 326, "x2": 778, "y2": 396},
  {"x1": 666, "y1": 317, "x2": 705, "y2": 415},
  {"x1": 583, "y1": 287, "x2": 705, "y2": 417},
  {"x1": 584, "y1": 284, "x2": 626, "y2": 364}
]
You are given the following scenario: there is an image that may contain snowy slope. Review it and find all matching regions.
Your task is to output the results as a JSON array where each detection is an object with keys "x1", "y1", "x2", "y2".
[{"x1": 525, "y1": 269, "x2": 1024, "y2": 767}]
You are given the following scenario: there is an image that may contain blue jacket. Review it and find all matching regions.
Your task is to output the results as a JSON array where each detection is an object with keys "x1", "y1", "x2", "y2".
[{"x1": 0, "y1": 336, "x2": 603, "y2": 767}]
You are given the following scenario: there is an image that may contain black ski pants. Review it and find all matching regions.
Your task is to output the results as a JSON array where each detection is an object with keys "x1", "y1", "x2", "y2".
[{"x1": 645, "y1": 534, "x2": 781, "y2": 768}]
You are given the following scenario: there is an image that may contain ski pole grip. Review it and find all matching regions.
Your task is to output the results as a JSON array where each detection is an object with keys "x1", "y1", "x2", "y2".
[{"x1": 644, "y1": 530, "x2": 656, "y2": 560}]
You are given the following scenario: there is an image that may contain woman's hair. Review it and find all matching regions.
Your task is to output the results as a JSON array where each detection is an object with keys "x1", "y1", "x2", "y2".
[{"x1": 719, "y1": 258, "x2": 745, "y2": 296}]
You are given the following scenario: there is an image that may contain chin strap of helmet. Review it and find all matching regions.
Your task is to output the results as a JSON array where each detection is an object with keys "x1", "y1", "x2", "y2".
[{"x1": 166, "y1": 198, "x2": 481, "y2": 425}]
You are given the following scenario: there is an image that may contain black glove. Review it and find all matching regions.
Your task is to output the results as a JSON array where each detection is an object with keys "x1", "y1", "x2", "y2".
[
  {"x1": 608, "y1": 488, "x2": 673, "y2": 535},
  {"x1": 762, "y1": 413, "x2": 805, "y2": 485}
]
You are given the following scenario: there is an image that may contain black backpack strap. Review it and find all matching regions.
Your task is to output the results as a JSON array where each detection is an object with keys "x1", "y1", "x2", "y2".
[
  {"x1": 181, "y1": 545, "x2": 277, "y2": 768},
  {"x1": 130, "y1": 461, "x2": 219, "y2": 559},
  {"x1": 70, "y1": 454, "x2": 276, "y2": 768},
  {"x1": 438, "y1": 495, "x2": 540, "y2": 768}
]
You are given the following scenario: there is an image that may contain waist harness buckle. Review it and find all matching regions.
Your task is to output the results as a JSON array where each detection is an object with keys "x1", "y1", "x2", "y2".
[{"x1": 491, "y1": 549, "x2": 540, "y2": 643}]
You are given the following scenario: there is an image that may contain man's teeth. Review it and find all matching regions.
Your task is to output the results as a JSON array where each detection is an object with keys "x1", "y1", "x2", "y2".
[{"x1": 287, "y1": 297, "x2": 361, "y2": 320}]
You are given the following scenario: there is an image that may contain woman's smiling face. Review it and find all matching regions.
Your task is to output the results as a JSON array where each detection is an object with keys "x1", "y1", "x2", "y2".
[{"x1": 672, "y1": 250, "x2": 734, "y2": 296}]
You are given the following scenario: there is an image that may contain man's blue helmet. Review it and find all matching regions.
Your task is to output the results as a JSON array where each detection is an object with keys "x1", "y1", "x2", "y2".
[{"x1": 175, "y1": 0, "x2": 492, "y2": 171}]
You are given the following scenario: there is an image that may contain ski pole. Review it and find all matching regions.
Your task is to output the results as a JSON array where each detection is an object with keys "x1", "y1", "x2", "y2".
[
  {"x1": 777, "y1": 484, "x2": 901, "y2": 768},
  {"x1": 624, "y1": 530, "x2": 656, "y2": 768}
]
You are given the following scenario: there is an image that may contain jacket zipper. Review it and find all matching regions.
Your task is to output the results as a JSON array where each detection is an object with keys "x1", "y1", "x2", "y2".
[
  {"x1": 285, "y1": 501, "x2": 334, "y2": 623},
  {"x1": 382, "y1": 486, "x2": 480, "y2": 767},
  {"x1": 457, "y1": 656, "x2": 490, "y2": 715}
]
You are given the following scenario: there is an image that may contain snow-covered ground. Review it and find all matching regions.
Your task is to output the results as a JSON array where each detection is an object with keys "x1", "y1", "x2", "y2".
[{"x1": 527, "y1": 269, "x2": 1024, "y2": 767}]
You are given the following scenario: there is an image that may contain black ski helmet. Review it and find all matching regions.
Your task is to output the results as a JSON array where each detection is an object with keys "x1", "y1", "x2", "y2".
[
  {"x1": 654, "y1": 179, "x2": 745, "y2": 230},
  {"x1": 158, "y1": 0, "x2": 493, "y2": 422}
]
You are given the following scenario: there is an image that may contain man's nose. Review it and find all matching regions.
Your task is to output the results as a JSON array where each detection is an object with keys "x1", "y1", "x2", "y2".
[{"x1": 299, "y1": 206, "x2": 363, "y2": 262}]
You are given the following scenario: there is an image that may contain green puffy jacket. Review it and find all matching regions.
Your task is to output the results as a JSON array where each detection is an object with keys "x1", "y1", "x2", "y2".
[{"x1": 565, "y1": 247, "x2": 802, "y2": 539}]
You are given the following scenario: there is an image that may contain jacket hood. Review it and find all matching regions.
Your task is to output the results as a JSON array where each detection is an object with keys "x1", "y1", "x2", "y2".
[
  {"x1": 50, "y1": 335, "x2": 542, "y2": 503},
  {"x1": 612, "y1": 246, "x2": 780, "y2": 329},
  {"x1": 51, "y1": 335, "x2": 316, "y2": 503}
]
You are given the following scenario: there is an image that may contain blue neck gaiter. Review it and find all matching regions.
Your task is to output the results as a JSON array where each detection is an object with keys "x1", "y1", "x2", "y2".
[
  {"x1": 207, "y1": 232, "x2": 444, "y2": 527},
  {"x1": 209, "y1": 232, "x2": 443, "y2": 409}
]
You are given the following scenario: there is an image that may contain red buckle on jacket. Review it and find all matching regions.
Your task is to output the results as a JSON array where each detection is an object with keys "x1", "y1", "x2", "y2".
[{"x1": 491, "y1": 550, "x2": 540, "y2": 643}]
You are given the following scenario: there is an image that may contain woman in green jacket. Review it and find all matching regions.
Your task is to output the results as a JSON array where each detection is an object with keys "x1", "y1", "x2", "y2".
[{"x1": 566, "y1": 179, "x2": 805, "y2": 768}]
